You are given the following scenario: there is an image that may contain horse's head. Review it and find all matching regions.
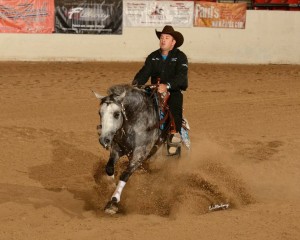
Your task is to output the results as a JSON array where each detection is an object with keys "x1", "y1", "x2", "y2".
[{"x1": 93, "y1": 90, "x2": 126, "y2": 149}]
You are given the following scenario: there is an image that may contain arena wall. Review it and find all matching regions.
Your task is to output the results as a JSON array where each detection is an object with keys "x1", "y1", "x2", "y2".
[{"x1": 0, "y1": 10, "x2": 299, "y2": 64}]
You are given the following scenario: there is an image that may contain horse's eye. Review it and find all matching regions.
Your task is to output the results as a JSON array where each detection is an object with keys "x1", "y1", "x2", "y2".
[{"x1": 113, "y1": 112, "x2": 120, "y2": 119}]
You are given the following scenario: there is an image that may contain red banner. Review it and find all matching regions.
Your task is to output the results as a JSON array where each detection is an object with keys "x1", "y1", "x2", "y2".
[{"x1": 0, "y1": 0, "x2": 54, "y2": 33}]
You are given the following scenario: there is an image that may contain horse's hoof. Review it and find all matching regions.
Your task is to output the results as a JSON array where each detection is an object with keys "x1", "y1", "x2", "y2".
[{"x1": 104, "y1": 197, "x2": 118, "y2": 215}]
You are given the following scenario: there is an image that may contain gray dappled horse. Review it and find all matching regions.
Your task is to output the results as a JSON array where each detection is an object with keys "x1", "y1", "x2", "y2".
[{"x1": 94, "y1": 84, "x2": 172, "y2": 214}]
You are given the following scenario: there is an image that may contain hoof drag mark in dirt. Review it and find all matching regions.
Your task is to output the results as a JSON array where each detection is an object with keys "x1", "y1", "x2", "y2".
[
  {"x1": 6, "y1": 125, "x2": 254, "y2": 217},
  {"x1": 236, "y1": 140, "x2": 284, "y2": 161},
  {"x1": 92, "y1": 141, "x2": 254, "y2": 217}
]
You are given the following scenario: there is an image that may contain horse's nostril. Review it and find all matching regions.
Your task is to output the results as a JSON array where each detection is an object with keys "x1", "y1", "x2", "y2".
[
  {"x1": 97, "y1": 125, "x2": 102, "y2": 136},
  {"x1": 104, "y1": 138, "x2": 110, "y2": 144}
]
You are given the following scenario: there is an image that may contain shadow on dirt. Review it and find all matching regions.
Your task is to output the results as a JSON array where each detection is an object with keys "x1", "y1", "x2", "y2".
[{"x1": 28, "y1": 139, "x2": 109, "y2": 215}]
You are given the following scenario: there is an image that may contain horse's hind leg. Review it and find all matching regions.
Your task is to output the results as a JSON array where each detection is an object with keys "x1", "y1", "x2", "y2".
[{"x1": 105, "y1": 151, "x2": 145, "y2": 214}]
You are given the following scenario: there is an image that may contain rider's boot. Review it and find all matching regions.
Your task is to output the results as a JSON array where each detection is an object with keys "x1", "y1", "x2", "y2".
[
  {"x1": 171, "y1": 132, "x2": 181, "y2": 143},
  {"x1": 168, "y1": 132, "x2": 181, "y2": 155}
]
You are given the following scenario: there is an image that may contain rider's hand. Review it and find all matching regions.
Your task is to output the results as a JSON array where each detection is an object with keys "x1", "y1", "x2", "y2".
[{"x1": 158, "y1": 84, "x2": 168, "y2": 93}]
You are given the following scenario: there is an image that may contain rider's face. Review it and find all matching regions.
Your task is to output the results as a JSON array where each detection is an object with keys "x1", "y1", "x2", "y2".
[{"x1": 159, "y1": 34, "x2": 176, "y2": 53}]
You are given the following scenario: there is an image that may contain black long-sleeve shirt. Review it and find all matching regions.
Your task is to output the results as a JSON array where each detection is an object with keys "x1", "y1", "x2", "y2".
[{"x1": 133, "y1": 48, "x2": 188, "y2": 92}]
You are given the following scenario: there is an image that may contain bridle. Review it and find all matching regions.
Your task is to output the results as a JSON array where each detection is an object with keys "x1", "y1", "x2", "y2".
[
  {"x1": 98, "y1": 96, "x2": 130, "y2": 155},
  {"x1": 98, "y1": 96, "x2": 128, "y2": 136},
  {"x1": 101, "y1": 95, "x2": 128, "y2": 120}
]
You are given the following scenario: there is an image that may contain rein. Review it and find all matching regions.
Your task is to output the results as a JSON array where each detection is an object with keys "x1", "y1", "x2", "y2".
[
  {"x1": 120, "y1": 102, "x2": 128, "y2": 121},
  {"x1": 101, "y1": 84, "x2": 173, "y2": 135},
  {"x1": 142, "y1": 84, "x2": 173, "y2": 132}
]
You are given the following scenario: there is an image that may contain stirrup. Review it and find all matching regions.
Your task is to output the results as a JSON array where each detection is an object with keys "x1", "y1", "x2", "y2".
[
  {"x1": 168, "y1": 146, "x2": 178, "y2": 155},
  {"x1": 167, "y1": 135, "x2": 181, "y2": 156}
]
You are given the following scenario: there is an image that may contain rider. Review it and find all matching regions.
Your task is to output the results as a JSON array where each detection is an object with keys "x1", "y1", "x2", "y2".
[{"x1": 132, "y1": 25, "x2": 188, "y2": 153}]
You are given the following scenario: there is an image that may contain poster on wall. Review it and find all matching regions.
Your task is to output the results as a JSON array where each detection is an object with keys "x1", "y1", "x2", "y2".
[
  {"x1": 194, "y1": 2, "x2": 247, "y2": 29},
  {"x1": 0, "y1": 0, "x2": 54, "y2": 33},
  {"x1": 55, "y1": 0, "x2": 122, "y2": 34},
  {"x1": 124, "y1": 1, "x2": 194, "y2": 27}
]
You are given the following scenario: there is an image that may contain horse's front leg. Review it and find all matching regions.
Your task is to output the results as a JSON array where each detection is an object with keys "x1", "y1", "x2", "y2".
[
  {"x1": 105, "y1": 143, "x2": 122, "y2": 178},
  {"x1": 104, "y1": 147, "x2": 146, "y2": 214},
  {"x1": 95, "y1": 143, "x2": 122, "y2": 182}
]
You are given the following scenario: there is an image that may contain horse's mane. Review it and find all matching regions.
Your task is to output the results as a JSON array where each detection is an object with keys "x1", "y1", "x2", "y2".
[
  {"x1": 107, "y1": 84, "x2": 132, "y2": 96},
  {"x1": 107, "y1": 84, "x2": 154, "y2": 114}
]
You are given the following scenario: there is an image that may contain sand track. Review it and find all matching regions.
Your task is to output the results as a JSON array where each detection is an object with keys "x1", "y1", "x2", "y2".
[{"x1": 0, "y1": 62, "x2": 299, "y2": 240}]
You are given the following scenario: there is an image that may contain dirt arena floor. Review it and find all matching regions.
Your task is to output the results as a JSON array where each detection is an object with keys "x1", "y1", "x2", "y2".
[{"x1": 0, "y1": 61, "x2": 299, "y2": 240}]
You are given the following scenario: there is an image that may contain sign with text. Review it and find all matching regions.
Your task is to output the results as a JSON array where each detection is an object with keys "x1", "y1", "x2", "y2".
[
  {"x1": 194, "y1": 2, "x2": 247, "y2": 29},
  {"x1": 124, "y1": 1, "x2": 194, "y2": 27},
  {"x1": 55, "y1": 0, "x2": 122, "y2": 34},
  {"x1": 0, "y1": 0, "x2": 54, "y2": 33}
]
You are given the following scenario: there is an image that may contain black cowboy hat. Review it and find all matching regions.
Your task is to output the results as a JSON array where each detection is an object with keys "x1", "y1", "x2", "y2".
[{"x1": 155, "y1": 25, "x2": 184, "y2": 48}]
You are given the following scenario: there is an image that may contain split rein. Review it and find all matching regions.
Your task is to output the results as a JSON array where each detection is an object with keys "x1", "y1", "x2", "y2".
[{"x1": 139, "y1": 84, "x2": 172, "y2": 132}]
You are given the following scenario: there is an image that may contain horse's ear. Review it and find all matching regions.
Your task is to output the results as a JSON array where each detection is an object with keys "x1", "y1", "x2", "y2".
[
  {"x1": 115, "y1": 91, "x2": 126, "y2": 102},
  {"x1": 92, "y1": 90, "x2": 105, "y2": 100}
]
